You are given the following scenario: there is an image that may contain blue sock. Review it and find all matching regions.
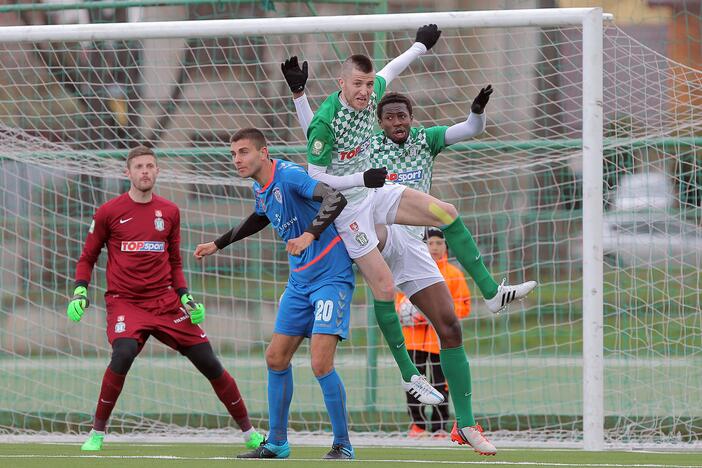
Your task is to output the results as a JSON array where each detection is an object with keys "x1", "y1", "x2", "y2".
[
  {"x1": 316, "y1": 369, "x2": 350, "y2": 448},
  {"x1": 267, "y1": 366, "x2": 293, "y2": 446}
]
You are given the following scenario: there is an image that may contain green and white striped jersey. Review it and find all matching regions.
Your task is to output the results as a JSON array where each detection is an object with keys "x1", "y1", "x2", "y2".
[
  {"x1": 371, "y1": 125, "x2": 448, "y2": 194},
  {"x1": 306, "y1": 76, "x2": 387, "y2": 204}
]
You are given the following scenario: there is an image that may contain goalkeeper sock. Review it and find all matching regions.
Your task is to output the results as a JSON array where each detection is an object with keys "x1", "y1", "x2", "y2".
[
  {"x1": 267, "y1": 365, "x2": 293, "y2": 446},
  {"x1": 210, "y1": 370, "x2": 252, "y2": 432},
  {"x1": 440, "y1": 345, "x2": 475, "y2": 428},
  {"x1": 374, "y1": 299, "x2": 420, "y2": 381},
  {"x1": 441, "y1": 217, "x2": 499, "y2": 299},
  {"x1": 93, "y1": 367, "x2": 126, "y2": 431},
  {"x1": 316, "y1": 369, "x2": 350, "y2": 448}
]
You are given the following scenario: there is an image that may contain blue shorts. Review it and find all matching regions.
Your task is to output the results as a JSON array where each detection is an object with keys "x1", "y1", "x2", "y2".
[{"x1": 274, "y1": 276, "x2": 355, "y2": 340}]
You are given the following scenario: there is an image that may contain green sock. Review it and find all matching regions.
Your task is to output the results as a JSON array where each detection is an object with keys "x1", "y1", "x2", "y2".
[
  {"x1": 441, "y1": 217, "x2": 499, "y2": 299},
  {"x1": 373, "y1": 299, "x2": 419, "y2": 381},
  {"x1": 440, "y1": 345, "x2": 475, "y2": 427}
]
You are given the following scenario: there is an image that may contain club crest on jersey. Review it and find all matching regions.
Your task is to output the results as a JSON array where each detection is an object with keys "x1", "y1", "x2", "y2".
[
  {"x1": 154, "y1": 217, "x2": 165, "y2": 231},
  {"x1": 273, "y1": 187, "x2": 283, "y2": 204},
  {"x1": 117, "y1": 315, "x2": 125, "y2": 322},
  {"x1": 155, "y1": 210, "x2": 162, "y2": 218},
  {"x1": 115, "y1": 322, "x2": 126, "y2": 333}
]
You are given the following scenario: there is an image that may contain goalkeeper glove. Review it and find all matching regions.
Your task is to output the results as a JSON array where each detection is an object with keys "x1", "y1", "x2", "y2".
[
  {"x1": 181, "y1": 293, "x2": 205, "y2": 325},
  {"x1": 363, "y1": 167, "x2": 388, "y2": 188},
  {"x1": 415, "y1": 24, "x2": 441, "y2": 51},
  {"x1": 281, "y1": 56, "x2": 308, "y2": 94},
  {"x1": 67, "y1": 286, "x2": 89, "y2": 322},
  {"x1": 471, "y1": 85, "x2": 493, "y2": 114}
]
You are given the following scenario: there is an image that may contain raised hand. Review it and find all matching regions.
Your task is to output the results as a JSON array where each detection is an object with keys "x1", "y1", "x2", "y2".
[
  {"x1": 471, "y1": 85, "x2": 493, "y2": 114},
  {"x1": 281, "y1": 56, "x2": 308, "y2": 94},
  {"x1": 415, "y1": 24, "x2": 441, "y2": 50}
]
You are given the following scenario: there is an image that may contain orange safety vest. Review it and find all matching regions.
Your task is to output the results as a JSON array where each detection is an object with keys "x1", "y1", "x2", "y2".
[{"x1": 395, "y1": 253, "x2": 471, "y2": 354}]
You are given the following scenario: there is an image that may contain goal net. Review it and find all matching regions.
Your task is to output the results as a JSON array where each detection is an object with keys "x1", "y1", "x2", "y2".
[{"x1": 0, "y1": 9, "x2": 700, "y2": 448}]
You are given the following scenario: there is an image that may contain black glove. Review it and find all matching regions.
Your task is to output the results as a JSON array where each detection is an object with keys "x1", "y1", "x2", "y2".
[
  {"x1": 471, "y1": 85, "x2": 493, "y2": 114},
  {"x1": 281, "y1": 56, "x2": 308, "y2": 94},
  {"x1": 363, "y1": 167, "x2": 387, "y2": 188},
  {"x1": 415, "y1": 24, "x2": 441, "y2": 50}
]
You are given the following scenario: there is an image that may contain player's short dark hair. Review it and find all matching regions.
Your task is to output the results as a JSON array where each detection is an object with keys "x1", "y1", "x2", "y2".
[
  {"x1": 126, "y1": 145, "x2": 156, "y2": 167},
  {"x1": 230, "y1": 128, "x2": 267, "y2": 149},
  {"x1": 342, "y1": 54, "x2": 374, "y2": 75},
  {"x1": 377, "y1": 92, "x2": 413, "y2": 119},
  {"x1": 426, "y1": 228, "x2": 444, "y2": 240}
]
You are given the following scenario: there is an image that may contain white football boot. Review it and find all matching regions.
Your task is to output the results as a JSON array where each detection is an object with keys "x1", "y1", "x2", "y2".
[
  {"x1": 401, "y1": 374, "x2": 445, "y2": 405},
  {"x1": 451, "y1": 422, "x2": 497, "y2": 456},
  {"x1": 485, "y1": 279, "x2": 537, "y2": 313}
]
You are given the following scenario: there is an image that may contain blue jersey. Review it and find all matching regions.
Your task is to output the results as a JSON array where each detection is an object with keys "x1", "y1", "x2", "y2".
[{"x1": 253, "y1": 159, "x2": 353, "y2": 284}]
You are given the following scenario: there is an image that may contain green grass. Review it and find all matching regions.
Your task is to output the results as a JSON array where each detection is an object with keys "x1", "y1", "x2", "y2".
[{"x1": 1, "y1": 444, "x2": 701, "y2": 468}]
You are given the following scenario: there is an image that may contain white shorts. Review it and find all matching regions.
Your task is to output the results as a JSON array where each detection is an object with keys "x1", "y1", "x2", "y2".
[
  {"x1": 381, "y1": 224, "x2": 444, "y2": 298},
  {"x1": 335, "y1": 184, "x2": 406, "y2": 259}
]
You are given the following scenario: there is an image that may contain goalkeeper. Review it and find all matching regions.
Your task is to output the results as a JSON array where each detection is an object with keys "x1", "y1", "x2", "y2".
[
  {"x1": 67, "y1": 146, "x2": 263, "y2": 452},
  {"x1": 280, "y1": 26, "x2": 535, "y2": 412},
  {"x1": 194, "y1": 129, "x2": 356, "y2": 460}
]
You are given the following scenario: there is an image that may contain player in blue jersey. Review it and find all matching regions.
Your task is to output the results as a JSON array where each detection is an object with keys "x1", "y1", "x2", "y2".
[{"x1": 194, "y1": 128, "x2": 355, "y2": 460}]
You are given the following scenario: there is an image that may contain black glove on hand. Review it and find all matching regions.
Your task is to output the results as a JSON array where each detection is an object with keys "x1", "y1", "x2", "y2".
[
  {"x1": 281, "y1": 56, "x2": 308, "y2": 93},
  {"x1": 471, "y1": 85, "x2": 493, "y2": 114},
  {"x1": 415, "y1": 24, "x2": 441, "y2": 50},
  {"x1": 363, "y1": 167, "x2": 388, "y2": 188}
]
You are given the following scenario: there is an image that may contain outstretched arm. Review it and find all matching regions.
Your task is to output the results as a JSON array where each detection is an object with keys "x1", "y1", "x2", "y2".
[
  {"x1": 377, "y1": 24, "x2": 441, "y2": 84},
  {"x1": 194, "y1": 212, "x2": 270, "y2": 259},
  {"x1": 445, "y1": 85, "x2": 492, "y2": 146}
]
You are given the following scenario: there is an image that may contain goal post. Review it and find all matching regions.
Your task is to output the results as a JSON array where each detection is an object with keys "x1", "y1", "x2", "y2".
[{"x1": 2, "y1": 8, "x2": 700, "y2": 449}]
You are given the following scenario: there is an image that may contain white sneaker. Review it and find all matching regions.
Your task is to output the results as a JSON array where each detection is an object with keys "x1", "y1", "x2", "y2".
[
  {"x1": 451, "y1": 422, "x2": 496, "y2": 456},
  {"x1": 401, "y1": 374, "x2": 445, "y2": 405},
  {"x1": 485, "y1": 279, "x2": 537, "y2": 313}
]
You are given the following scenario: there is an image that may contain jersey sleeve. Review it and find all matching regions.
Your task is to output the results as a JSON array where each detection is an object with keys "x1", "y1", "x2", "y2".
[
  {"x1": 425, "y1": 125, "x2": 449, "y2": 157},
  {"x1": 166, "y1": 206, "x2": 187, "y2": 292},
  {"x1": 306, "y1": 118, "x2": 335, "y2": 167},
  {"x1": 374, "y1": 75, "x2": 387, "y2": 100},
  {"x1": 285, "y1": 165, "x2": 319, "y2": 200},
  {"x1": 73, "y1": 206, "x2": 109, "y2": 286}
]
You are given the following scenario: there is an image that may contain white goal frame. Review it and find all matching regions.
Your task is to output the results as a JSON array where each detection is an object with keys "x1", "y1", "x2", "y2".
[{"x1": 0, "y1": 8, "x2": 610, "y2": 450}]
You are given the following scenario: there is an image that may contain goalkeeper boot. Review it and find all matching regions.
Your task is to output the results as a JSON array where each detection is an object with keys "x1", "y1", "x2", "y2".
[
  {"x1": 237, "y1": 440, "x2": 290, "y2": 459},
  {"x1": 80, "y1": 430, "x2": 104, "y2": 451},
  {"x1": 450, "y1": 422, "x2": 496, "y2": 456},
  {"x1": 244, "y1": 430, "x2": 264, "y2": 449},
  {"x1": 401, "y1": 374, "x2": 444, "y2": 405},
  {"x1": 322, "y1": 444, "x2": 355, "y2": 460},
  {"x1": 485, "y1": 279, "x2": 537, "y2": 314}
]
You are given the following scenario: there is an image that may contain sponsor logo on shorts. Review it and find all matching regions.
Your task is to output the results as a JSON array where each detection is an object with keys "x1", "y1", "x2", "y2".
[
  {"x1": 115, "y1": 322, "x2": 126, "y2": 333},
  {"x1": 120, "y1": 241, "x2": 165, "y2": 252},
  {"x1": 349, "y1": 222, "x2": 359, "y2": 232},
  {"x1": 387, "y1": 169, "x2": 423, "y2": 183},
  {"x1": 173, "y1": 314, "x2": 190, "y2": 324}
]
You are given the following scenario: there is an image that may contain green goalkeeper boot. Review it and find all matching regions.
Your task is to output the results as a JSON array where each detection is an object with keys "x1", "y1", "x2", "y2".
[
  {"x1": 244, "y1": 430, "x2": 264, "y2": 449},
  {"x1": 80, "y1": 430, "x2": 104, "y2": 451}
]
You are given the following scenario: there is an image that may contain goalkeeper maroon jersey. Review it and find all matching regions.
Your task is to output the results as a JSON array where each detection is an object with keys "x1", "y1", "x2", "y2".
[{"x1": 74, "y1": 192, "x2": 187, "y2": 300}]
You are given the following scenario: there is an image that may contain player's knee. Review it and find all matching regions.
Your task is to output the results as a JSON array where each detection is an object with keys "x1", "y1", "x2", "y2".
[
  {"x1": 435, "y1": 317, "x2": 463, "y2": 348},
  {"x1": 310, "y1": 356, "x2": 333, "y2": 377},
  {"x1": 265, "y1": 347, "x2": 291, "y2": 371},
  {"x1": 440, "y1": 202, "x2": 458, "y2": 222},
  {"x1": 109, "y1": 338, "x2": 139, "y2": 374},
  {"x1": 372, "y1": 276, "x2": 395, "y2": 301}
]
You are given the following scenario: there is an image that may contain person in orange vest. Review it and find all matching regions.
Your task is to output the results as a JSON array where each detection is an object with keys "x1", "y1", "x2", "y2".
[{"x1": 396, "y1": 228, "x2": 471, "y2": 437}]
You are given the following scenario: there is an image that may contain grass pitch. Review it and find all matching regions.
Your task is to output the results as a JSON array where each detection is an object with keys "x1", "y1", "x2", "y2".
[{"x1": 1, "y1": 444, "x2": 701, "y2": 468}]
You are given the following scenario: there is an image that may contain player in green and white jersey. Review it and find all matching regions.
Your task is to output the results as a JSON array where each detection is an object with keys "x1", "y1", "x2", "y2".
[{"x1": 283, "y1": 26, "x2": 535, "y2": 416}]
